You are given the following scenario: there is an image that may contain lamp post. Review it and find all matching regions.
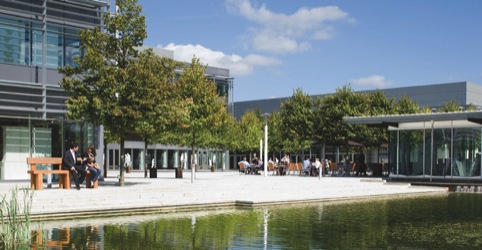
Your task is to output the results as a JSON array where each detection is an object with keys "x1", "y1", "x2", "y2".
[{"x1": 261, "y1": 113, "x2": 271, "y2": 177}]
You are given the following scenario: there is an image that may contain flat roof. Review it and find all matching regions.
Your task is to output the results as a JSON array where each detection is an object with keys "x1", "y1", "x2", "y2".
[{"x1": 343, "y1": 110, "x2": 482, "y2": 130}]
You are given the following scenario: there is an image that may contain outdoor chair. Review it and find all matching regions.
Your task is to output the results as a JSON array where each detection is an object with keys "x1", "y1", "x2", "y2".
[
  {"x1": 268, "y1": 162, "x2": 276, "y2": 175},
  {"x1": 238, "y1": 162, "x2": 246, "y2": 174}
]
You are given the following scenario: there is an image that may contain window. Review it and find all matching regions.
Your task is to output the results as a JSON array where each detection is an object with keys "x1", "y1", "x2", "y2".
[{"x1": 0, "y1": 18, "x2": 29, "y2": 65}]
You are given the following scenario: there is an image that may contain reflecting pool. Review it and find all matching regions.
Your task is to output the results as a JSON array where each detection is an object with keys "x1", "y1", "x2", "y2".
[{"x1": 30, "y1": 193, "x2": 482, "y2": 249}]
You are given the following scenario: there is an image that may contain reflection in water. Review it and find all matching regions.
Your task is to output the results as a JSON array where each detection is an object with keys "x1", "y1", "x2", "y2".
[
  {"x1": 29, "y1": 194, "x2": 482, "y2": 249},
  {"x1": 31, "y1": 225, "x2": 101, "y2": 249}
]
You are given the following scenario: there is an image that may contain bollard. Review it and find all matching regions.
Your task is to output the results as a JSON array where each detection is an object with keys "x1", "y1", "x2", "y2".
[
  {"x1": 149, "y1": 167, "x2": 157, "y2": 178},
  {"x1": 175, "y1": 168, "x2": 183, "y2": 178}
]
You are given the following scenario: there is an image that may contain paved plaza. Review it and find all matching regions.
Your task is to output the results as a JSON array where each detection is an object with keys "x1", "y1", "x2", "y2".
[{"x1": 0, "y1": 170, "x2": 448, "y2": 220}]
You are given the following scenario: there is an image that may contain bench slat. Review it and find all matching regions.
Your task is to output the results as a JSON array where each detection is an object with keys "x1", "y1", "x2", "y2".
[
  {"x1": 28, "y1": 170, "x2": 69, "y2": 174},
  {"x1": 27, "y1": 157, "x2": 63, "y2": 164}
]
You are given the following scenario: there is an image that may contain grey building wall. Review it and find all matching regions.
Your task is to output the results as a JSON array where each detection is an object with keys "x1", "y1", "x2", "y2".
[
  {"x1": 0, "y1": 0, "x2": 109, "y2": 119},
  {"x1": 466, "y1": 82, "x2": 482, "y2": 107},
  {"x1": 381, "y1": 82, "x2": 468, "y2": 108},
  {"x1": 234, "y1": 81, "x2": 481, "y2": 119}
]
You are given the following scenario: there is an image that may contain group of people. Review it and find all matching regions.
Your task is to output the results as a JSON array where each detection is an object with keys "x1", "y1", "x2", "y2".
[
  {"x1": 301, "y1": 156, "x2": 329, "y2": 177},
  {"x1": 239, "y1": 153, "x2": 332, "y2": 177},
  {"x1": 238, "y1": 153, "x2": 264, "y2": 174},
  {"x1": 275, "y1": 154, "x2": 331, "y2": 177},
  {"x1": 62, "y1": 142, "x2": 102, "y2": 190}
]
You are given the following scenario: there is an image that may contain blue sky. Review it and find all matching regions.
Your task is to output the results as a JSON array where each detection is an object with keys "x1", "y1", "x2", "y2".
[{"x1": 136, "y1": 0, "x2": 482, "y2": 102}]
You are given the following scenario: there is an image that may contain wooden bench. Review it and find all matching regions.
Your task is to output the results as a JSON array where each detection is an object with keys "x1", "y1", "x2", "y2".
[{"x1": 27, "y1": 157, "x2": 98, "y2": 190}]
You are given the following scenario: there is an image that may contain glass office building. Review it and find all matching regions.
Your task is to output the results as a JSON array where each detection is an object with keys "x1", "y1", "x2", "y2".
[
  {"x1": 0, "y1": 0, "x2": 109, "y2": 180},
  {"x1": 0, "y1": 1, "x2": 235, "y2": 180},
  {"x1": 344, "y1": 111, "x2": 482, "y2": 182}
]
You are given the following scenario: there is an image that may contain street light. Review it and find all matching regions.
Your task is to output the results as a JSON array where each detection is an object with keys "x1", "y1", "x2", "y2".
[{"x1": 261, "y1": 113, "x2": 271, "y2": 177}]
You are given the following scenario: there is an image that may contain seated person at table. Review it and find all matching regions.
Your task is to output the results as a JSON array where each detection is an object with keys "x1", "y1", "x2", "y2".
[
  {"x1": 239, "y1": 157, "x2": 251, "y2": 174},
  {"x1": 253, "y1": 159, "x2": 264, "y2": 174},
  {"x1": 302, "y1": 156, "x2": 312, "y2": 176},
  {"x1": 279, "y1": 153, "x2": 290, "y2": 175},
  {"x1": 251, "y1": 153, "x2": 259, "y2": 165},
  {"x1": 314, "y1": 158, "x2": 322, "y2": 176}
]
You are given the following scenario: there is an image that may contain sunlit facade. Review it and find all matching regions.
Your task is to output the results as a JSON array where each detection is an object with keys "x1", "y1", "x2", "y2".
[
  {"x1": 105, "y1": 48, "x2": 234, "y2": 174},
  {"x1": 0, "y1": 0, "x2": 109, "y2": 180},
  {"x1": 345, "y1": 111, "x2": 482, "y2": 182},
  {"x1": 0, "y1": 0, "x2": 234, "y2": 180},
  {"x1": 233, "y1": 82, "x2": 482, "y2": 178}
]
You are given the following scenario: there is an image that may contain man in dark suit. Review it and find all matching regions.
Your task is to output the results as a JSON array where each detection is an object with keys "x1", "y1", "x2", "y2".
[{"x1": 62, "y1": 142, "x2": 86, "y2": 190}]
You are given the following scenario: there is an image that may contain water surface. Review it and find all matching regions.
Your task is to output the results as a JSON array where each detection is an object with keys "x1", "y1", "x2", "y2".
[{"x1": 31, "y1": 193, "x2": 482, "y2": 249}]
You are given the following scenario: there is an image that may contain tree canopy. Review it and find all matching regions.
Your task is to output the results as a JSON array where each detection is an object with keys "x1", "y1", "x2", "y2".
[
  {"x1": 172, "y1": 57, "x2": 229, "y2": 181},
  {"x1": 59, "y1": 0, "x2": 152, "y2": 185}
]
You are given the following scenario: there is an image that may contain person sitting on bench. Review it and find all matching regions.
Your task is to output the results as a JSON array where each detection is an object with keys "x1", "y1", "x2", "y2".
[
  {"x1": 84, "y1": 144, "x2": 102, "y2": 188},
  {"x1": 62, "y1": 142, "x2": 86, "y2": 190}
]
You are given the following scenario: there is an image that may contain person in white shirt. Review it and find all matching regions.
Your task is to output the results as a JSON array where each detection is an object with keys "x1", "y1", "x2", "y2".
[{"x1": 314, "y1": 158, "x2": 322, "y2": 177}]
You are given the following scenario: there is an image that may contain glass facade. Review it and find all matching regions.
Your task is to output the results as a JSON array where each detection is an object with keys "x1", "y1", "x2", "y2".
[
  {"x1": 390, "y1": 126, "x2": 482, "y2": 180},
  {"x1": 0, "y1": 117, "x2": 96, "y2": 180},
  {"x1": 105, "y1": 145, "x2": 229, "y2": 173},
  {"x1": 0, "y1": 17, "x2": 81, "y2": 68},
  {"x1": 453, "y1": 128, "x2": 481, "y2": 177}
]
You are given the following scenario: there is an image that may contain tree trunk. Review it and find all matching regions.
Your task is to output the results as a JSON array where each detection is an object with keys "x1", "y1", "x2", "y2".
[
  {"x1": 119, "y1": 137, "x2": 125, "y2": 186},
  {"x1": 144, "y1": 138, "x2": 148, "y2": 178},
  {"x1": 191, "y1": 131, "x2": 196, "y2": 183},
  {"x1": 103, "y1": 136, "x2": 108, "y2": 178}
]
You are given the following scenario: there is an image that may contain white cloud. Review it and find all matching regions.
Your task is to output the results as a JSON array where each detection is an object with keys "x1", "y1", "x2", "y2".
[
  {"x1": 225, "y1": 0, "x2": 353, "y2": 54},
  {"x1": 252, "y1": 30, "x2": 311, "y2": 54},
  {"x1": 350, "y1": 75, "x2": 394, "y2": 88},
  {"x1": 160, "y1": 43, "x2": 281, "y2": 77}
]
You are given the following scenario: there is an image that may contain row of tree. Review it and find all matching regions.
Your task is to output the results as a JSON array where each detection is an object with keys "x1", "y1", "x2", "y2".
[
  {"x1": 58, "y1": 0, "x2": 475, "y2": 185},
  {"x1": 235, "y1": 86, "x2": 476, "y2": 164},
  {"x1": 59, "y1": 0, "x2": 230, "y2": 185}
]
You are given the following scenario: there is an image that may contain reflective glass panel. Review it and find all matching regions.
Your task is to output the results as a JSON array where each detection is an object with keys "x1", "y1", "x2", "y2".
[
  {"x1": 453, "y1": 127, "x2": 482, "y2": 177},
  {"x1": 432, "y1": 128, "x2": 452, "y2": 176},
  {"x1": 0, "y1": 18, "x2": 29, "y2": 65},
  {"x1": 399, "y1": 130, "x2": 424, "y2": 176}
]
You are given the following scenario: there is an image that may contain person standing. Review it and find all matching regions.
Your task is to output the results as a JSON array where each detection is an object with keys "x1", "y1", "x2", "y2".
[{"x1": 62, "y1": 142, "x2": 86, "y2": 190}]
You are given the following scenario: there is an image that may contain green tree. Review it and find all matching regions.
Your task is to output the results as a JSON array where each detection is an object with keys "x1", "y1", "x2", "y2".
[
  {"x1": 129, "y1": 50, "x2": 183, "y2": 178},
  {"x1": 173, "y1": 57, "x2": 227, "y2": 182},
  {"x1": 59, "y1": 0, "x2": 147, "y2": 186},
  {"x1": 319, "y1": 85, "x2": 366, "y2": 161},
  {"x1": 420, "y1": 105, "x2": 433, "y2": 114},
  {"x1": 394, "y1": 96, "x2": 419, "y2": 114},
  {"x1": 438, "y1": 99, "x2": 478, "y2": 112},
  {"x1": 438, "y1": 99, "x2": 461, "y2": 112},
  {"x1": 465, "y1": 103, "x2": 478, "y2": 111},
  {"x1": 238, "y1": 110, "x2": 263, "y2": 154},
  {"x1": 360, "y1": 90, "x2": 394, "y2": 147},
  {"x1": 267, "y1": 111, "x2": 287, "y2": 158},
  {"x1": 280, "y1": 88, "x2": 314, "y2": 164},
  {"x1": 359, "y1": 90, "x2": 395, "y2": 164},
  {"x1": 211, "y1": 112, "x2": 239, "y2": 150},
  {"x1": 209, "y1": 111, "x2": 240, "y2": 169},
  {"x1": 394, "y1": 96, "x2": 421, "y2": 174}
]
